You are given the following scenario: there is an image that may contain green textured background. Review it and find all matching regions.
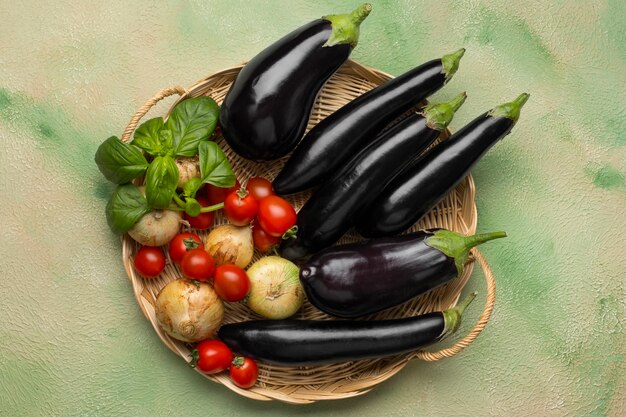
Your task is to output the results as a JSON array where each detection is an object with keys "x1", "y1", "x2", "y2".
[{"x1": 1, "y1": 0, "x2": 624, "y2": 415}]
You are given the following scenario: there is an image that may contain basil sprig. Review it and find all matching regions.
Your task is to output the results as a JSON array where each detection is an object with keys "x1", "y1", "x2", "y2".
[{"x1": 96, "y1": 96, "x2": 235, "y2": 235}]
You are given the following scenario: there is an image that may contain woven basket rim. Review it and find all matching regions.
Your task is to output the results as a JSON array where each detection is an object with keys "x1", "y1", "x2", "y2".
[{"x1": 119, "y1": 59, "x2": 494, "y2": 404}]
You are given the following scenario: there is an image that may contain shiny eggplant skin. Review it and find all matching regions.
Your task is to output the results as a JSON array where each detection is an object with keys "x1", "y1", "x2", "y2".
[
  {"x1": 218, "y1": 314, "x2": 444, "y2": 366},
  {"x1": 298, "y1": 231, "x2": 457, "y2": 318},
  {"x1": 280, "y1": 114, "x2": 440, "y2": 261},
  {"x1": 219, "y1": 19, "x2": 352, "y2": 160},
  {"x1": 273, "y1": 59, "x2": 447, "y2": 194},
  {"x1": 357, "y1": 115, "x2": 514, "y2": 237}
]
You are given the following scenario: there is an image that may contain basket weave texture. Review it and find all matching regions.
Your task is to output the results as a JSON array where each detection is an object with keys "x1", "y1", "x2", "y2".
[{"x1": 120, "y1": 60, "x2": 496, "y2": 404}]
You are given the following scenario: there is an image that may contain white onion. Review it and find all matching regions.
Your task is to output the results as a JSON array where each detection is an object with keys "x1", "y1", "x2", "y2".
[
  {"x1": 155, "y1": 278, "x2": 224, "y2": 343},
  {"x1": 204, "y1": 224, "x2": 254, "y2": 268},
  {"x1": 128, "y1": 209, "x2": 182, "y2": 246},
  {"x1": 246, "y1": 256, "x2": 304, "y2": 319},
  {"x1": 175, "y1": 156, "x2": 200, "y2": 189}
]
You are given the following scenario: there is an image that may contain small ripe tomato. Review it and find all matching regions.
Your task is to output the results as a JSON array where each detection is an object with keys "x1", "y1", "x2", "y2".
[
  {"x1": 252, "y1": 224, "x2": 280, "y2": 253},
  {"x1": 257, "y1": 195, "x2": 297, "y2": 237},
  {"x1": 180, "y1": 248, "x2": 215, "y2": 281},
  {"x1": 134, "y1": 246, "x2": 166, "y2": 278},
  {"x1": 191, "y1": 339, "x2": 233, "y2": 374},
  {"x1": 206, "y1": 180, "x2": 241, "y2": 205},
  {"x1": 168, "y1": 232, "x2": 203, "y2": 265},
  {"x1": 229, "y1": 356, "x2": 258, "y2": 389},
  {"x1": 184, "y1": 196, "x2": 215, "y2": 230},
  {"x1": 246, "y1": 177, "x2": 275, "y2": 201},
  {"x1": 213, "y1": 264, "x2": 250, "y2": 302},
  {"x1": 224, "y1": 189, "x2": 258, "y2": 226}
]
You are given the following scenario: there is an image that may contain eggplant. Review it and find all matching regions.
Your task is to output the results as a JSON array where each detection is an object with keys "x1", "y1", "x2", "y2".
[
  {"x1": 357, "y1": 93, "x2": 530, "y2": 238},
  {"x1": 219, "y1": 4, "x2": 372, "y2": 161},
  {"x1": 280, "y1": 93, "x2": 468, "y2": 261},
  {"x1": 272, "y1": 48, "x2": 466, "y2": 194},
  {"x1": 299, "y1": 229, "x2": 506, "y2": 318},
  {"x1": 218, "y1": 292, "x2": 476, "y2": 366}
]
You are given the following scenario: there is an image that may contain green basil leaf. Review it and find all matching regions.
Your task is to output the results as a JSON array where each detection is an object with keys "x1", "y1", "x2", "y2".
[
  {"x1": 105, "y1": 184, "x2": 150, "y2": 234},
  {"x1": 166, "y1": 96, "x2": 219, "y2": 157},
  {"x1": 159, "y1": 129, "x2": 174, "y2": 154},
  {"x1": 184, "y1": 198, "x2": 202, "y2": 217},
  {"x1": 145, "y1": 156, "x2": 179, "y2": 209},
  {"x1": 198, "y1": 141, "x2": 236, "y2": 188},
  {"x1": 95, "y1": 136, "x2": 149, "y2": 184},
  {"x1": 131, "y1": 117, "x2": 165, "y2": 156},
  {"x1": 183, "y1": 177, "x2": 202, "y2": 198}
]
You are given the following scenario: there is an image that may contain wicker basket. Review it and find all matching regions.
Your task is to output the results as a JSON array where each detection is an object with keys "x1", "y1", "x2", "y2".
[{"x1": 119, "y1": 60, "x2": 496, "y2": 404}]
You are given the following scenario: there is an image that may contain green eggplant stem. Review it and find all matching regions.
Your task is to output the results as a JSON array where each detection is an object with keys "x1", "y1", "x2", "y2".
[
  {"x1": 441, "y1": 48, "x2": 465, "y2": 82},
  {"x1": 488, "y1": 93, "x2": 530, "y2": 123},
  {"x1": 424, "y1": 229, "x2": 507, "y2": 275},
  {"x1": 323, "y1": 3, "x2": 372, "y2": 48},
  {"x1": 422, "y1": 91, "x2": 468, "y2": 131},
  {"x1": 441, "y1": 291, "x2": 478, "y2": 338}
]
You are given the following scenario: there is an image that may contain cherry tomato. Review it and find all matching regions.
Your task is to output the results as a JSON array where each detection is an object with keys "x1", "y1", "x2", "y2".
[
  {"x1": 213, "y1": 265, "x2": 250, "y2": 302},
  {"x1": 134, "y1": 246, "x2": 166, "y2": 278},
  {"x1": 168, "y1": 232, "x2": 203, "y2": 265},
  {"x1": 206, "y1": 180, "x2": 241, "y2": 205},
  {"x1": 184, "y1": 196, "x2": 215, "y2": 229},
  {"x1": 180, "y1": 248, "x2": 215, "y2": 281},
  {"x1": 252, "y1": 224, "x2": 281, "y2": 253},
  {"x1": 246, "y1": 177, "x2": 275, "y2": 201},
  {"x1": 229, "y1": 356, "x2": 258, "y2": 389},
  {"x1": 257, "y1": 195, "x2": 297, "y2": 237},
  {"x1": 224, "y1": 189, "x2": 258, "y2": 226},
  {"x1": 191, "y1": 339, "x2": 233, "y2": 374}
]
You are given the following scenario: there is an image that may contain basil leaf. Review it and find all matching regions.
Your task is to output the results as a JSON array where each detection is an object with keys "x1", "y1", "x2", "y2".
[
  {"x1": 145, "y1": 156, "x2": 179, "y2": 209},
  {"x1": 131, "y1": 117, "x2": 165, "y2": 156},
  {"x1": 95, "y1": 136, "x2": 148, "y2": 184},
  {"x1": 184, "y1": 198, "x2": 202, "y2": 217},
  {"x1": 183, "y1": 177, "x2": 202, "y2": 198},
  {"x1": 159, "y1": 129, "x2": 174, "y2": 154},
  {"x1": 166, "y1": 96, "x2": 219, "y2": 157},
  {"x1": 105, "y1": 184, "x2": 150, "y2": 234},
  {"x1": 198, "y1": 141, "x2": 236, "y2": 188}
]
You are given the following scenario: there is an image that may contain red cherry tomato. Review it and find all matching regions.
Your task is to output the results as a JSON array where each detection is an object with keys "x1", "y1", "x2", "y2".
[
  {"x1": 184, "y1": 196, "x2": 215, "y2": 230},
  {"x1": 191, "y1": 339, "x2": 233, "y2": 374},
  {"x1": 246, "y1": 177, "x2": 275, "y2": 201},
  {"x1": 252, "y1": 224, "x2": 281, "y2": 253},
  {"x1": 229, "y1": 356, "x2": 258, "y2": 389},
  {"x1": 206, "y1": 180, "x2": 241, "y2": 205},
  {"x1": 134, "y1": 246, "x2": 166, "y2": 278},
  {"x1": 213, "y1": 264, "x2": 250, "y2": 302},
  {"x1": 180, "y1": 248, "x2": 215, "y2": 281},
  {"x1": 257, "y1": 195, "x2": 297, "y2": 237},
  {"x1": 168, "y1": 232, "x2": 203, "y2": 265},
  {"x1": 224, "y1": 189, "x2": 258, "y2": 226}
]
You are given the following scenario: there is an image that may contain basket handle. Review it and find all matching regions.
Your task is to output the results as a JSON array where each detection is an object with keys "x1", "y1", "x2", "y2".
[
  {"x1": 411, "y1": 248, "x2": 495, "y2": 361},
  {"x1": 121, "y1": 85, "x2": 188, "y2": 143}
]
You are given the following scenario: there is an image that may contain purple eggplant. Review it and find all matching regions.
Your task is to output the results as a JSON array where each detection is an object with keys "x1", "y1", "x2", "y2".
[
  {"x1": 220, "y1": 4, "x2": 372, "y2": 161},
  {"x1": 218, "y1": 292, "x2": 477, "y2": 366},
  {"x1": 299, "y1": 229, "x2": 506, "y2": 318}
]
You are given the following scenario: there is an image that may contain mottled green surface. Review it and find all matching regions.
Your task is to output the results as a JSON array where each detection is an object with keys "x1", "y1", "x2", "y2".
[{"x1": 1, "y1": 0, "x2": 624, "y2": 416}]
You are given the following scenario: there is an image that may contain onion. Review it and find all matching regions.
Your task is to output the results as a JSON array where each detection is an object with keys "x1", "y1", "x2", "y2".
[
  {"x1": 128, "y1": 209, "x2": 183, "y2": 246},
  {"x1": 205, "y1": 224, "x2": 254, "y2": 268},
  {"x1": 155, "y1": 278, "x2": 224, "y2": 343},
  {"x1": 246, "y1": 256, "x2": 304, "y2": 319},
  {"x1": 175, "y1": 156, "x2": 200, "y2": 189}
]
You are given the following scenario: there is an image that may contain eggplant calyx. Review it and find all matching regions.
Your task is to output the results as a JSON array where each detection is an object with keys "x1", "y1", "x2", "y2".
[
  {"x1": 441, "y1": 48, "x2": 465, "y2": 82},
  {"x1": 488, "y1": 93, "x2": 530, "y2": 123},
  {"x1": 422, "y1": 92, "x2": 468, "y2": 131},
  {"x1": 322, "y1": 3, "x2": 372, "y2": 48},
  {"x1": 441, "y1": 291, "x2": 477, "y2": 339},
  {"x1": 424, "y1": 229, "x2": 507, "y2": 275}
]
